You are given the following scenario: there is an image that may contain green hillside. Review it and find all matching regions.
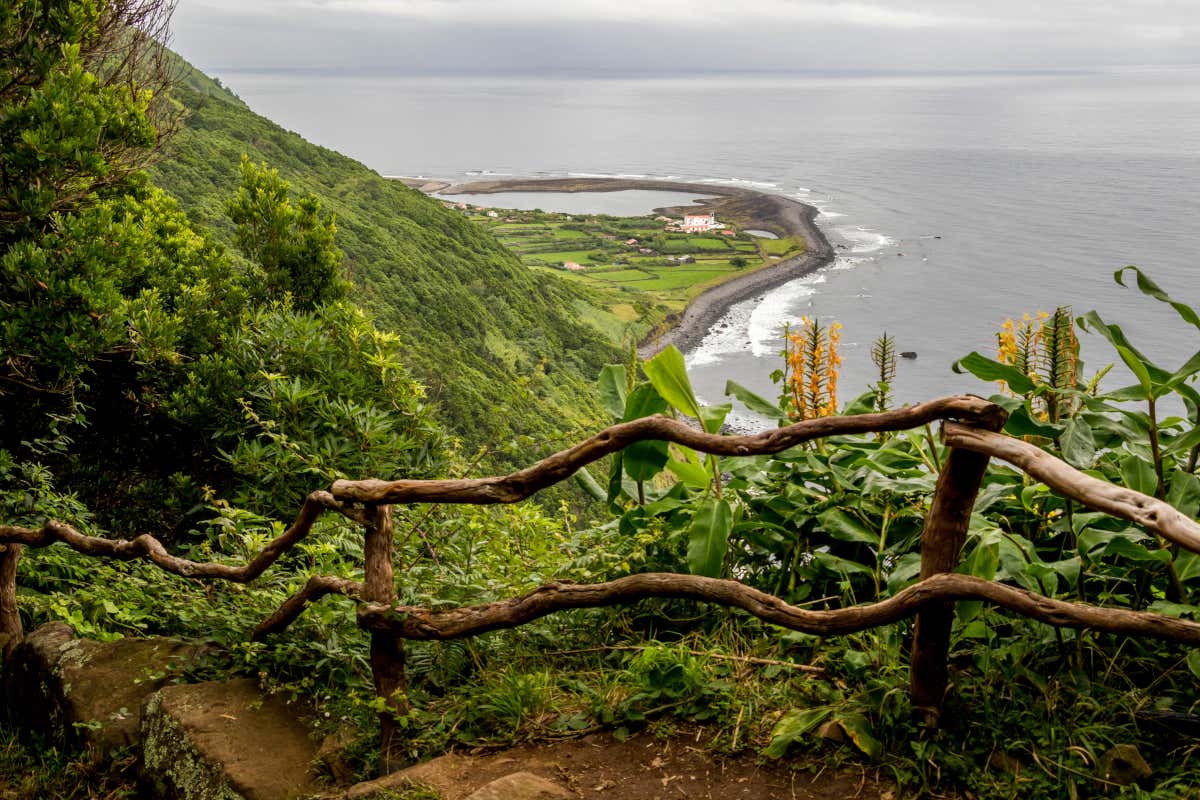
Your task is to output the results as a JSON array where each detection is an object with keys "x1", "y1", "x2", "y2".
[{"x1": 150, "y1": 57, "x2": 618, "y2": 465}]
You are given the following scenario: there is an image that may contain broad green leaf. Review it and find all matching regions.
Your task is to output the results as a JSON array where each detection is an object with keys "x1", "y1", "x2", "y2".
[
  {"x1": 1148, "y1": 600, "x2": 1200, "y2": 619},
  {"x1": 764, "y1": 707, "x2": 832, "y2": 758},
  {"x1": 1188, "y1": 650, "x2": 1200, "y2": 681},
  {"x1": 622, "y1": 382, "x2": 669, "y2": 422},
  {"x1": 1114, "y1": 345, "x2": 1153, "y2": 396},
  {"x1": 1079, "y1": 528, "x2": 1151, "y2": 555},
  {"x1": 687, "y1": 497, "x2": 732, "y2": 578},
  {"x1": 963, "y1": 541, "x2": 999, "y2": 581},
  {"x1": 1168, "y1": 470, "x2": 1200, "y2": 518},
  {"x1": 811, "y1": 551, "x2": 874, "y2": 576},
  {"x1": 597, "y1": 364, "x2": 628, "y2": 419},
  {"x1": 842, "y1": 389, "x2": 878, "y2": 416},
  {"x1": 725, "y1": 380, "x2": 786, "y2": 420},
  {"x1": 606, "y1": 451, "x2": 625, "y2": 506},
  {"x1": 1163, "y1": 349, "x2": 1200, "y2": 393},
  {"x1": 1175, "y1": 550, "x2": 1200, "y2": 583},
  {"x1": 644, "y1": 345, "x2": 702, "y2": 422},
  {"x1": 667, "y1": 457, "x2": 710, "y2": 487},
  {"x1": 1078, "y1": 310, "x2": 1171, "y2": 383},
  {"x1": 817, "y1": 508, "x2": 879, "y2": 546},
  {"x1": 622, "y1": 383, "x2": 671, "y2": 481},
  {"x1": 1102, "y1": 537, "x2": 1171, "y2": 564},
  {"x1": 1003, "y1": 404, "x2": 1062, "y2": 439},
  {"x1": 952, "y1": 352, "x2": 1035, "y2": 394},
  {"x1": 835, "y1": 714, "x2": 883, "y2": 759},
  {"x1": 667, "y1": 444, "x2": 711, "y2": 488},
  {"x1": 1164, "y1": 425, "x2": 1200, "y2": 458},
  {"x1": 1119, "y1": 454, "x2": 1158, "y2": 497},
  {"x1": 573, "y1": 467, "x2": 606, "y2": 502},
  {"x1": 698, "y1": 403, "x2": 732, "y2": 435},
  {"x1": 1115, "y1": 266, "x2": 1200, "y2": 330},
  {"x1": 1058, "y1": 416, "x2": 1096, "y2": 468},
  {"x1": 624, "y1": 442, "x2": 669, "y2": 482},
  {"x1": 961, "y1": 620, "x2": 991, "y2": 639}
]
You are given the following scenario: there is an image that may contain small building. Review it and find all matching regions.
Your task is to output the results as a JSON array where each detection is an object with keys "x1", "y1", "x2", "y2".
[
  {"x1": 638, "y1": 247, "x2": 655, "y2": 255},
  {"x1": 455, "y1": 202, "x2": 468, "y2": 210},
  {"x1": 625, "y1": 238, "x2": 639, "y2": 246},
  {"x1": 720, "y1": 229, "x2": 736, "y2": 237},
  {"x1": 563, "y1": 261, "x2": 585, "y2": 271},
  {"x1": 486, "y1": 210, "x2": 499, "y2": 218}
]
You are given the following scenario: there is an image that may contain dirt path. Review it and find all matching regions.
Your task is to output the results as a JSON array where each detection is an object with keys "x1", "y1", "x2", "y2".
[
  {"x1": 430, "y1": 177, "x2": 836, "y2": 359},
  {"x1": 360, "y1": 729, "x2": 895, "y2": 800}
]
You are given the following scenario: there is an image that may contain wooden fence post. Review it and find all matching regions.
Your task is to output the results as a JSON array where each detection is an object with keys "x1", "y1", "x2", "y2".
[
  {"x1": 909, "y1": 444, "x2": 991, "y2": 727},
  {"x1": 362, "y1": 505, "x2": 406, "y2": 773},
  {"x1": 0, "y1": 543, "x2": 22, "y2": 661}
]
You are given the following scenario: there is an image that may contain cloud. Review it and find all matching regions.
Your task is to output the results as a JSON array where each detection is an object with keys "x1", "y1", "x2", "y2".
[
  {"x1": 171, "y1": 0, "x2": 1200, "y2": 73},
  {"x1": 286, "y1": 0, "x2": 981, "y2": 29}
]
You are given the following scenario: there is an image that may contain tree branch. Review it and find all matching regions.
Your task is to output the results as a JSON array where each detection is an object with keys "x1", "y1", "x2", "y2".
[
  {"x1": 943, "y1": 422, "x2": 1200, "y2": 555},
  {"x1": 251, "y1": 574, "x2": 363, "y2": 639},
  {"x1": 333, "y1": 395, "x2": 1006, "y2": 505},
  {"x1": 0, "y1": 491, "x2": 344, "y2": 581},
  {"x1": 356, "y1": 572, "x2": 1200, "y2": 646}
]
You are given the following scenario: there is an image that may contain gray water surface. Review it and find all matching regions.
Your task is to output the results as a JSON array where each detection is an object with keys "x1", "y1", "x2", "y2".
[{"x1": 218, "y1": 68, "x2": 1200, "y2": 422}]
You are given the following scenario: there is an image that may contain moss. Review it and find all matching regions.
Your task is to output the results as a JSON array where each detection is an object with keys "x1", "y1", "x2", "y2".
[{"x1": 141, "y1": 691, "x2": 243, "y2": 800}]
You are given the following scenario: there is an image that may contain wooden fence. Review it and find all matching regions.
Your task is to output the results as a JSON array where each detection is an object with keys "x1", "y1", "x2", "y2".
[{"x1": 4, "y1": 394, "x2": 1200, "y2": 765}]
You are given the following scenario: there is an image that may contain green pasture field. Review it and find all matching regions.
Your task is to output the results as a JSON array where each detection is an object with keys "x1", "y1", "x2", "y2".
[{"x1": 466, "y1": 207, "x2": 798, "y2": 343}]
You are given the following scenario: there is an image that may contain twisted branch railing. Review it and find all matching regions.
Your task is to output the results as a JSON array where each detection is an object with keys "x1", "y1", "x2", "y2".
[{"x1": 2, "y1": 393, "x2": 1199, "y2": 745}]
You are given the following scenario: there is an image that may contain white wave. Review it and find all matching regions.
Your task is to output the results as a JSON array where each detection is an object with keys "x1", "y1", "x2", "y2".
[
  {"x1": 837, "y1": 226, "x2": 895, "y2": 254},
  {"x1": 696, "y1": 177, "x2": 779, "y2": 189},
  {"x1": 748, "y1": 273, "x2": 827, "y2": 358},
  {"x1": 794, "y1": 186, "x2": 811, "y2": 193},
  {"x1": 832, "y1": 256, "x2": 868, "y2": 271},
  {"x1": 686, "y1": 296, "x2": 760, "y2": 368}
]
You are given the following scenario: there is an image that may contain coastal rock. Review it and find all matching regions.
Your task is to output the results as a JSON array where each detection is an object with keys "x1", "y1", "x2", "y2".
[
  {"x1": 3, "y1": 622, "x2": 206, "y2": 756},
  {"x1": 140, "y1": 678, "x2": 322, "y2": 800}
]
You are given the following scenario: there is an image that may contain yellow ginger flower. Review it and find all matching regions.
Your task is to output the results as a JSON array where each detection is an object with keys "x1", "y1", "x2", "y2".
[{"x1": 783, "y1": 317, "x2": 841, "y2": 421}]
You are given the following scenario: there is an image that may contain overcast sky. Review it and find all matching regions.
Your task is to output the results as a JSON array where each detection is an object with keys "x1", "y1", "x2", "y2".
[{"x1": 172, "y1": 1, "x2": 1200, "y2": 75}]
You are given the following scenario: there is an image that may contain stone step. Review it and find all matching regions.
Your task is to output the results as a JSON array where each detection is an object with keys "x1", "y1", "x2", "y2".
[
  {"x1": 341, "y1": 755, "x2": 572, "y2": 800},
  {"x1": 140, "y1": 678, "x2": 324, "y2": 800},
  {"x1": 3, "y1": 622, "x2": 206, "y2": 755}
]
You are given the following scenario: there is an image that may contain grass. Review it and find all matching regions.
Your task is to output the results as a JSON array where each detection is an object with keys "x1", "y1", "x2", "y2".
[
  {"x1": 0, "y1": 729, "x2": 136, "y2": 799},
  {"x1": 458, "y1": 207, "x2": 789, "y2": 347},
  {"x1": 759, "y1": 236, "x2": 805, "y2": 257}
]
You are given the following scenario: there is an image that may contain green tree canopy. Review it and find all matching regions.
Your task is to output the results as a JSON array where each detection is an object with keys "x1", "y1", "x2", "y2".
[{"x1": 227, "y1": 157, "x2": 348, "y2": 310}]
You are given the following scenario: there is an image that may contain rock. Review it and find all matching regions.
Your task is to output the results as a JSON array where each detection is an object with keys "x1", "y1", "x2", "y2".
[
  {"x1": 345, "y1": 753, "x2": 469, "y2": 799},
  {"x1": 140, "y1": 678, "x2": 322, "y2": 800},
  {"x1": 3, "y1": 622, "x2": 206, "y2": 755},
  {"x1": 465, "y1": 772, "x2": 572, "y2": 800},
  {"x1": 1098, "y1": 744, "x2": 1152, "y2": 786},
  {"x1": 313, "y1": 723, "x2": 362, "y2": 787}
]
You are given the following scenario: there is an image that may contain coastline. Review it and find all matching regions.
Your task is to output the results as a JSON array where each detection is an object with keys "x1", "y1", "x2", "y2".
[{"x1": 429, "y1": 177, "x2": 836, "y2": 359}]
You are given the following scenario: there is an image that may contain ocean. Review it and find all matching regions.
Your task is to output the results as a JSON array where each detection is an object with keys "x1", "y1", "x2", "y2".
[{"x1": 216, "y1": 68, "x2": 1200, "y2": 422}]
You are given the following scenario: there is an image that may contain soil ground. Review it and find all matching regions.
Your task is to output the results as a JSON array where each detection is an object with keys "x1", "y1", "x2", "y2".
[{"x1": 391, "y1": 728, "x2": 896, "y2": 800}]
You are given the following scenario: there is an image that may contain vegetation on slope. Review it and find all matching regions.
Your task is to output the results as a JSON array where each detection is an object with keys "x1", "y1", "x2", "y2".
[
  {"x1": 7, "y1": 4, "x2": 1200, "y2": 800},
  {"x1": 149, "y1": 58, "x2": 619, "y2": 464}
]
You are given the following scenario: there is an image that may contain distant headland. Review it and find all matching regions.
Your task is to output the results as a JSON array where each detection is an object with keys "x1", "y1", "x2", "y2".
[{"x1": 414, "y1": 177, "x2": 835, "y2": 358}]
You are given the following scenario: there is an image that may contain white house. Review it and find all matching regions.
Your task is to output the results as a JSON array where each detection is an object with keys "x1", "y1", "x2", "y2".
[{"x1": 680, "y1": 212, "x2": 719, "y2": 233}]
